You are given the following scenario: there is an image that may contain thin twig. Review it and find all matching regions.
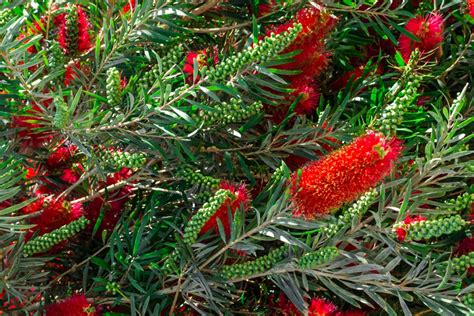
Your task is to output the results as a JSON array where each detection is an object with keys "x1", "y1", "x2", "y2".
[
  {"x1": 189, "y1": 0, "x2": 221, "y2": 16},
  {"x1": 169, "y1": 273, "x2": 184, "y2": 316}
]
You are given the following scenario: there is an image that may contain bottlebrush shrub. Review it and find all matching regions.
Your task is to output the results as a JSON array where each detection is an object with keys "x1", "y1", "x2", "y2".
[{"x1": 1, "y1": 1, "x2": 473, "y2": 315}]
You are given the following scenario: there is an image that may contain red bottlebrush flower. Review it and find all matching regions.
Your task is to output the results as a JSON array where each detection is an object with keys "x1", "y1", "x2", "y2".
[
  {"x1": 122, "y1": 0, "x2": 137, "y2": 13},
  {"x1": 199, "y1": 182, "x2": 250, "y2": 237},
  {"x1": 61, "y1": 163, "x2": 85, "y2": 184},
  {"x1": 455, "y1": 237, "x2": 474, "y2": 256},
  {"x1": 293, "y1": 45, "x2": 331, "y2": 80},
  {"x1": 27, "y1": 197, "x2": 83, "y2": 236},
  {"x1": 22, "y1": 196, "x2": 45, "y2": 215},
  {"x1": 120, "y1": 76, "x2": 128, "y2": 89},
  {"x1": 183, "y1": 48, "x2": 219, "y2": 83},
  {"x1": 267, "y1": 79, "x2": 319, "y2": 123},
  {"x1": 61, "y1": 169, "x2": 79, "y2": 184},
  {"x1": 25, "y1": 166, "x2": 40, "y2": 179},
  {"x1": 331, "y1": 63, "x2": 383, "y2": 91},
  {"x1": 105, "y1": 167, "x2": 133, "y2": 186},
  {"x1": 290, "y1": 77, "x2": 320, "y2": 115},
  {"x1": 45, "y1": 294, "x2": 100, "y2": 316},
  {"x1": 22, "y1": 195, "x2": 82, "y2": 240},
  {"x1": 53, "y1": 12, "x2": 66, "y2": 27},
  {"x1": 76, "y1": 6, "x2": 92, "y2": 53},
  {"x1": 263, "y1": 6, "x2": 335, "y2": 118},
  {"x1": 398, "y1": 13, "x2": 444, "y2": 62},
  {"x1": 468, "y1": 0, "x2": 474, "y2": 18},
  {"x1": 308, "y1": 297, "x2": 337, "y2": 316},
  {"x1": 71, "y1": 202, "x2": 84, "y2": 219},
  {"x1": 46, "y1": 144, "x2": 78, "y2": 168},
  {"x1": 55, "y1": 13, "x2": 68, "y2": 53},
  {"x1": 258, "y1": 1, "x2": 276, "y2": 17},
  {"x1": 17, "y1": 15, "x2": 49, "y2": 54},
  {"x1": 54, "y1": 6, "x2": 92, "y2": 54},
  {"x1": 268, "y1": 293, "x2": 300, "y2": 315},
  {"x1": 395, "y1": 215, "x2": 427, "y2": 241},
  {"x1": 290, "y1": 131, "x2": 402, "y2": 219},
  {"x1": 266, "y1": 7, "x2": 337, "y2": 79},
  {"x1": 11, "y1": 105, "x2": 51, "y2": 148},
  {"x1": 64, "y1": 61, "x2": 82, "y2": 86},
  {"x1": 416, "y1": 95, "x2": 430, "y2": 108},
  {"x1": 0, "y1": 288, "x2": 42, "y2": 314},
  {"x1": 86, "y1": 168, "x2": 133, "y2": 233},
  {"x1": 35, "y1": 184, "x2": 55, "y2": 196}
]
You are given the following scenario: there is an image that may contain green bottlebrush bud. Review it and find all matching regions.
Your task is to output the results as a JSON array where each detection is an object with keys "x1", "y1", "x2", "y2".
[
  {"x1": 65, "y1": 4, "x2": 79, "y2": 54},
  {"x1": 463, "y1": 293, "x2": 474, "y2": 307},
  {"x1": 378, "y1": 50, "x2": 422, "y2": 135},
  {"x1": 178, "y1": 166, "x2": 220, "y2": 189},
  {"x1": 106, "y1": 67, "x2": 122, "y2": 106},
  {"x1": 105, "y1": 281, "x2": 121, "y2": 294},
  {"x1": 161, "y1": 250, "x2": 181, "y2": 275},
  {"x1": 393, "y1": 215, "x2": 466, "y2": 242},
  {"x1": 206, "y1": 23, "x2": 302, "y2": 82},
  {"x1": 98, "y1": 147, "x2": 147, "y2": 170},
  {"x1": 182, "y1": 189, "x2": 235, "y2": 245},
  {"x1": 322, "y1": 189, "x2": 377, "y2": 237},
  {"x1": 438, "y1": 192, "x2": 473, "y2": 213},
  {"x1": 48, "y1": 41, "x2": 65, "y2": 70},
  {"x1": 53, "y1": 96, "x2": 69, "y2": 129},
  {"x1": 220, "y1": 245, "x2": 287, "y2": 279},
  {"x1": 138, "y1": 46, "x2": 185, "y2": 91},
  {"x1": 298, "y1": 246, "x2": 339, "y2": 269},
  {"x1": 161, "y1": 46, "x2": 185, "y2": 71},
  {"x1": 269, "y1": 161, "x2": 290, "y2": 184},
  {"x1": 451, "y1": 252, "x2": 474, "y2": 275},
  {"x1": 0, "y1": 9, "x2": 14, "y2": 28},
  {"x1": 191, "y1": 99, "x2": 263, "y2": 129},
  {"x1": 23, "y1": 216, "x2": 90, "y2": 257}
]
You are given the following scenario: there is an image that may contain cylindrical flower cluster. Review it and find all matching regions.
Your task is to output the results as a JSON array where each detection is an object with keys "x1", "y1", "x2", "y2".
[
  {"x1": 106, "y1": 67, "x2": 122, "y2": 107},
  {"x1": 290, "y1": 131, "x2": 402, "y2": 219},
  {"x1": 220, "y1": 246, "x2": 287, "y2": 279},
  {"x1": 322, "y1": 189, "x2": 378, "y2": 237},
  {"x1": 440, "y1": 192, "x2": 473, "y2": 213},
  {"x1": 199, "y1": 182, "x2": 250, "y2": 237},
  {"x1": 298, "y1": 246, "x2": 339, "y2": 269},
  {"x1": 463, "y1": 293, "x2": 474, "y2": 308},
  {"x1": 98, "y1": 147, "x2": 147, "y2": 171},
  {"x1": 451, "y1": 252, "x2": 474, "y2": 275},
  {"x1": 393, "y1": 214, "x2": 466, "y2": 241},
  {"x1": 139, "y1": 46, "x2": 185, "y2": 90},
  {"x1": 178, "y1": 167, "x2": 220, "y2": 189},
  {"x1": 378, "y1": 51, "x2": 422, "y2": 135},
  {"x1": 23, "y1": 216, "x2": 90, "y2": 257},
  {"x1": 183, "y1": 189, "x2": 235, "y2": 245},
  {"x1": 206, "y1": 23, "x2": 303, "y2": 81},
  {"x1": 191, "y1": 99, "x2": 263, "y2": 128}
]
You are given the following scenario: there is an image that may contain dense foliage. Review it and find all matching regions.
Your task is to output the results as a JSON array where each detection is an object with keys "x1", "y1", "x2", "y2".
[{"x1": 0, "y1": 0, "x2": 473, "y2": 315}]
